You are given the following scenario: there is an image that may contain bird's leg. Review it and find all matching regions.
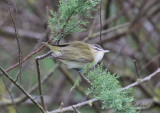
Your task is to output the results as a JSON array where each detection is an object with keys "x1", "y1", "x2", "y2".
[{"x1": 76, "y1": 69, "x2": 91, "y2": 84}]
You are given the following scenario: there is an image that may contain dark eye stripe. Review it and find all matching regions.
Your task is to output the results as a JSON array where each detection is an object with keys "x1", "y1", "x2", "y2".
[
  {"x1": 94, "y1": 44, "x2": 101, "y2": 48},
  {"x1": 93, "y1": 44, "x2": 103, "y2": 50},
  {"x1": 94, "y1": 48, "x2": 100, "y2": 51}
]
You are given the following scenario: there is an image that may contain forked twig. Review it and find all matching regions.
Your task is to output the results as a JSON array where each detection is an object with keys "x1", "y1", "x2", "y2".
[
  {"x1": 0, "y1": 66, "x2": 45, "y2": 113},
  {"x1": 35, "y1": 51, "x2": 52, "y2": 111}
]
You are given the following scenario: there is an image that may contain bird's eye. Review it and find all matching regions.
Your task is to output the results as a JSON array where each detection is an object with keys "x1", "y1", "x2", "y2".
[{"x1": 92, "y1": 44, "x2": 103, "y2": 51}]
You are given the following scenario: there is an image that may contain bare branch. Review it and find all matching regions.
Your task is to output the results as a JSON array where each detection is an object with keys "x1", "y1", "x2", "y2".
[
  {"x1": 49, "y1": 99, "x2": 97, "y2": 113},
  {"x1": 121, "y1": 68, "x2": 160, "y2": 91},
  {"x1": 35, "y1": 51, "x2": 52, "y2": 111},
  {"x1": 7, "y1": 0, "x2": 22, "y2": 83}
]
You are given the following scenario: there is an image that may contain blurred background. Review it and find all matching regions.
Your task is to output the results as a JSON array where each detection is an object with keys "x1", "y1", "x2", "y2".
[{"x1": 0, "y1": 0, "x2": 160, "y2": 113}]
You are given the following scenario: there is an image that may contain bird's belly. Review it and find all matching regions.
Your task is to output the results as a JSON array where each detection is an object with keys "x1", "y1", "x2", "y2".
[{"x1": 60, "y1": 60, "x2": 87, "y2": 69}]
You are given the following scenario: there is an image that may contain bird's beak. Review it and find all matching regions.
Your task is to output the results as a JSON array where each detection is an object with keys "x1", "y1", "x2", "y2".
[{"x1": 103, "y1": 50, "x2": 110, "y2": 53}]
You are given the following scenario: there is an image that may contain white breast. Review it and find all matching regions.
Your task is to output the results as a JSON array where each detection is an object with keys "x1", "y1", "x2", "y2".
[{"x1": 93, "y1": 51, "x2": 104, "y2": 66}]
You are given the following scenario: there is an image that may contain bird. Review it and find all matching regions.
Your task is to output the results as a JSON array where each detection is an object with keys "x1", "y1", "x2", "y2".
[{"x1": 43, "y1": 41, "x2": 109, "y2": 71}]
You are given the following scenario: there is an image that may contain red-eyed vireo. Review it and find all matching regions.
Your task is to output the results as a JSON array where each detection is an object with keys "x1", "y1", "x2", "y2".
[{"x1": 43, "y1": 41, "x2": 109, "y2": 70}]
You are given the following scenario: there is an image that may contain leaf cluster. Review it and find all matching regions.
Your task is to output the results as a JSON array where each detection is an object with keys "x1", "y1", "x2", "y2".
[
  {"x1": 84, "y1": 64, "x2": 140, "y2": 113},
  {"x1": 48, "y1": 0, "x2": 100, "y2": 40}
]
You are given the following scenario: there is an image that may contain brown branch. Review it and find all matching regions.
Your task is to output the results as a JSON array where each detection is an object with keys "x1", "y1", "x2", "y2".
[{"x1": 0, "y1": 39, "x2": 53, "y2": 77}]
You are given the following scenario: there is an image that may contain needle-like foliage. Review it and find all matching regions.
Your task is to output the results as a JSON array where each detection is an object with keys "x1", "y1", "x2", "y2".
[
  {"x1": 48, "y1": 0, "x2": 100, "y2": 40},
  {"x1": 84, "y1": 64, "x2": 140, "y2": 113}
]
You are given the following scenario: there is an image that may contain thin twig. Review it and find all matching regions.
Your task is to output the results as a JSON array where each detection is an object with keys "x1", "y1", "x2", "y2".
[
  {"x1": 9, "y1": 42, "x2": 43, "y2": 91},
  {"x1": 7, "y1": 0, "x2": 23, "y2": 83},
  {"x1": 56, "y1": 11, "x2": 75, "y2": 45},
  {"x1": 35, "y1": 51, "x2": 52, "y2": 111},
  {"x1": 0, "y1": 66, "x2": 45, "y2": 113},
  {"x1": 57, "y1": 10, "x2": 86, "y2": 44},
  {"x1": 35, "y1": 58, "x2": 46, "y2": 111},
  {"x1": 121, "y1": 68, "x2": 160, "y2": 91}
]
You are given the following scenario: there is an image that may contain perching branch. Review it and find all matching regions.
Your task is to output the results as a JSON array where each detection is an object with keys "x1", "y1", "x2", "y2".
[{"x1": 49, "y1": 67, "x2": 160, "y2": 113}]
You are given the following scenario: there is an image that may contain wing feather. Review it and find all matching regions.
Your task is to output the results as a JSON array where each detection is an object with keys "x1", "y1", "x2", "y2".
[{"x1": 53, "y1": 42, "x2": 94, "y2": 62}]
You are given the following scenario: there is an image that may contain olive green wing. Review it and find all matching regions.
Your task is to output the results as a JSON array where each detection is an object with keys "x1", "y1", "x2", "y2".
[{"x1": 55, "y1": 47, "x2": 94, "y2": 63}]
